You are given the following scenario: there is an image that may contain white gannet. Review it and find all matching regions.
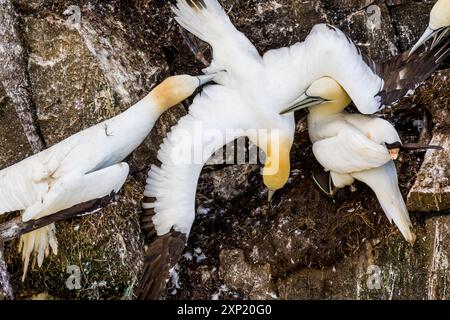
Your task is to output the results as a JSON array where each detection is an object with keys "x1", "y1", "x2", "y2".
[
  {"x1": 409, "y1": 0, "x2": 450, "y2": 55},
  {"x1": 0, "y1": 74, "x2": 212, "y2": 280},
  {"x1": 136, "y1": 0, "x2": 450, "y2": 299},
  {"x1": 280, "y1": 77, "x2": 445, "y2": 243}
]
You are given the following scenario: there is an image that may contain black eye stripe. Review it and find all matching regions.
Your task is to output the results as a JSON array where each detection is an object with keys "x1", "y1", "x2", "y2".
[{"x1": 305, "y1": 93, "x2": 330, "y2": 101}]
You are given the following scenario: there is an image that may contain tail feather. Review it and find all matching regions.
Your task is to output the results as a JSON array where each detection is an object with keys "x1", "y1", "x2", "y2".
[
  {"x1": 18, "y1": 224, "x2": 58, "y2": 281},
  {"x1": 352, "y1": 162, "x2": 416, "y2": 243},
  {"x1": 135, "y1": 230, "x2": 186, "y2": 300}
]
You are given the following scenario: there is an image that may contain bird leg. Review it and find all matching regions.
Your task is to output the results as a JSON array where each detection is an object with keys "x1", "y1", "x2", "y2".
[
  {"x1": 180, "y1": 28, "x2": 210, "y2": 67},
  {"x1": 312, "y1": 171, "x2": 337, "y2": 197}
]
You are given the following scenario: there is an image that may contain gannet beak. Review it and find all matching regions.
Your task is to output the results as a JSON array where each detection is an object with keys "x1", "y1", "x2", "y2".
[
  {"x1": 409, "y1": 26, "x2": 442, "y2": 56},
  {"x1": 280, "y1": 94, "x2": 327, "y2": 115},
  {"x1": 268, "y1": 190, "x2": 275, "y2": 202},
  {"x1": 196, "y1": 74, "x2": 216, "y2": 86}
]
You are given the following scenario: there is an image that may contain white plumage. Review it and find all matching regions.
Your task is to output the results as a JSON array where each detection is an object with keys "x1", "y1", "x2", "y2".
[
  {"x1": 144, "y1": 0, "x2": 393, "y2": 239},
  {"x1": 310, "y1": 116, "x2": 397, "y2": 174},
  {"x1": 138, "y1": 0, "x2": 446, "y2": 298},
  {"x1": 282, "y1": 77, "x2": 415, "y2": 243},
  {"x1": 0, "y1": 74, "x2": 208, "y2": 279},
  {"x1": 144, "y1": 85, "x2": 245, "y2": 236}
]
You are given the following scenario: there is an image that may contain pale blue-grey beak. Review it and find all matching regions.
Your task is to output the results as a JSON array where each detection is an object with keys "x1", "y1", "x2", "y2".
[
  {"x1": 268, "y1": 190, "x2": 275, "y2": 202},
  {"x1": 409, "y1": 26, "x2": 450, "y2": 56},
  {"x1": 280, "y1": 94, "x2": 327, "y2": 115},
  {"x1": 196, "y1": 74, "x2": 216, "y2": 86}
]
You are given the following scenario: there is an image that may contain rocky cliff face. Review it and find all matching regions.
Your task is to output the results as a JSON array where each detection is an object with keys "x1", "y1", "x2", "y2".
[{"x1": 0, "y1": 0, "x2": 448, "y2": 300}]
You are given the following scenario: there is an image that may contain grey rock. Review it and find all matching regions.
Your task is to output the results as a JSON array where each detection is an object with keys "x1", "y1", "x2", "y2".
[
  {"x1": 278, "y1": 213, "x2": 450, "y2": 300},
  {"x1": 219, "y1": 249, "x2": 273, "y2": 299},
  {"x1": 202, "y1": 165, "x2": 260, "y2": 202},
  {"x1": 389, "y1": 2, "x2": 434, "y2": 52},
  {"x1": 0, "y1": 85, "x2": 33, "y2": 169},
  {"x1": 407, "y1": 70, "x2": 450, "y2": 212}
]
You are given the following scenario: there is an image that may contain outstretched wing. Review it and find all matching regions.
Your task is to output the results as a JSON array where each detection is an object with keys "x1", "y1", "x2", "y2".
[
  {"x1": 141, "y1": 84, "x2": 246, "y2": 240},
  {"x1": 172, "y1": 0, "x2": 261, "y2": 75},
  {"x1": 313, "y1": 124, "x2": 391, "y2": 174},
  {"x1": 365, "y1": 31, "x2": 450, "y2": 107},
  {"x1": 138, "y1": 84, "x2": 247, "y2": 299}
]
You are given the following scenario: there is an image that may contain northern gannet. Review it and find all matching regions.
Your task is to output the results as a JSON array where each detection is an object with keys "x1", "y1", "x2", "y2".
[
  {"x1": 136, "y1": 0, "x2": 449, "y2": 299},
  {"x1": 0, "y1": 74, "x2": 212, "y2": 280},
  {"x1": 280, "y1": 77, "x2": 445, "y2": 243},
  {"x1": 409, "y1": 0, "x2": 450, "y2": 56}
]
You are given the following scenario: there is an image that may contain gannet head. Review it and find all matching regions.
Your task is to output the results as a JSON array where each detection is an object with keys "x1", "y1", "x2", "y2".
[
  {"x1": 149, "y1": 74, "x2": 215, "y2": 112},
  {"x1": 279, "y1": 77, "x2": 351, "y2": 115},
  {"x1": 409, "y1": 0, "x2": 450, "y2": 55},
  {"x1": 257, "y1": 128, "x2": 294, "y2": 202}
]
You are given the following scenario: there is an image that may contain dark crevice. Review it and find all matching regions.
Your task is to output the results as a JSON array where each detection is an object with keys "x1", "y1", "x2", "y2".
[
  {"x1": 12, "y1": 8, "x2": 47, "y2": 150},
  {"x1": 384, "y1": 0, "x2": 404, "y2": 52}
]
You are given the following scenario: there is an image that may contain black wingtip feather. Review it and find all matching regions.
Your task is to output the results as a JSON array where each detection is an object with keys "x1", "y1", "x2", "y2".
[
  {"x1": 373, "y1": 31, "x2": 450, "y2": 106},
  {"x1": 135, "y1": 230, "x2": 186, "y2": 300}
]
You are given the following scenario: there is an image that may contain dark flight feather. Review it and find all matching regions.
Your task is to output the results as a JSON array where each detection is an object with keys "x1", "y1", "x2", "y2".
[
  {"x1": 365, "y1": 32, "x2": 450, "y2": 107},
  {"x1": 135, "y1": 229, "x2": 186, "y2": 300}
]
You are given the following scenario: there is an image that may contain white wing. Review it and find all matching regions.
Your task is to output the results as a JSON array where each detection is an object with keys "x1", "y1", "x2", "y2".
[
  {"x1": 173, "y1": 0, "x2": 261, "y2": 75},
  {"x1": 143, "y1": 85, "x2": 246, "y2": 237},
  {"x1": 0, "y1": 140, "x2": 129, "y2": 220},
  {"x1": 0, "y1": 160, "x2": 48, "y2": 215},
  {"x1": 0, "y1": 142, "x2": 75, "y2": 215},
  {"x1": 266, "y1": 24, "x2": 383, "y2": 115},
  {"x1": 313, "y1": 123, "x2": 391, "y2": 174}
]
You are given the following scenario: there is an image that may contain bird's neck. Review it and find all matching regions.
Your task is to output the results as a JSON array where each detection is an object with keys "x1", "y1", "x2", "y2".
[
  {"x1": 308, "y1": 99, "x2": 349, "y2": 118},
  {"x1": 124, "y1": 93, "x2": 167, "y2": 118}
]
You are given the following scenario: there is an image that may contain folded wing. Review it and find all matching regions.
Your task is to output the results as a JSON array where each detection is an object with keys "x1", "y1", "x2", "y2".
[{"x1": 313, "y1": 124, "x2": 391, "y2": 174}]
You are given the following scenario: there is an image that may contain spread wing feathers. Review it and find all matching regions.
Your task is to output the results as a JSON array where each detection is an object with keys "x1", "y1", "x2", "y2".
[
  {"x1": 366, "y1": 32, "x2": 450, "y2": 107},
  {"x1": 351, "y1": 162, "x2": 415, "y2": 243},
  {"x1": 135, "y1": 230, "x2": 186, "y2": 300},
  {"x1": 139, "y1": 85, "x2": 244, "y2": 298},
  {"x1": 312, "y1": 124, "x2": 391, "y2": 174},
  {"x1": 172, "y1": 0, "x2": 260, "y2": 70},
  {"x1": 142, "y1": 85, "x2": 245, "y2": 239}
]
